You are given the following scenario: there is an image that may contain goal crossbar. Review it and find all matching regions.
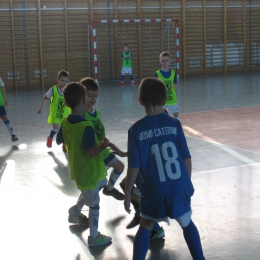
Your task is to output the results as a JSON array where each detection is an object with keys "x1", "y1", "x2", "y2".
[{"x1": 92, "y1": 18, "x2": 180, "y2": 82}]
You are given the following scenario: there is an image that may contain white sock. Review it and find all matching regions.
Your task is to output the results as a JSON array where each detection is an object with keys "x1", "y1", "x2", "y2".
[
  {"x1": 76, "y1": 193, "x2": 84, "y2": 211},
  {"x1": 4, "y1": 120, "x2": 14, "y2": 135},
  {"x1": 89, "y1": 206, "x2": 99, "y2": 238},
  {"x1": 106, "y1": 170, "x2": 122, "y2": 191}
]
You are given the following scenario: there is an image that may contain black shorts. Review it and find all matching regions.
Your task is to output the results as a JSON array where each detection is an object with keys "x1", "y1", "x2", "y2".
[{"x1": 0, "y1": 106, "x2": 6, "y2": 117}]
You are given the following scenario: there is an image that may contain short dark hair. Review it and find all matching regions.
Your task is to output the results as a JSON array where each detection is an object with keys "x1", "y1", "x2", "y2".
[
  {"x1": 57, "y1": 70, "x2": 69, "y2": 79},
  {"x1": 159, "y1": 51, "x2": 171, "y2": 59},
  {"x1": 80, "y1": 77, "x2": 99, "y2": 91},
  {"x1": 139, "y1": 77, "x2": 166, "y2": 107},
  {"x1": 63, "y1": 82, "x2": 86, "y2": 109}
]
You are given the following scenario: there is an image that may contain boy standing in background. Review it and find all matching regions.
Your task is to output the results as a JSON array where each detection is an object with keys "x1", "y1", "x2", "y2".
[
  {"x1": 120, "y1": 44, "x2": 136, "y2": 85},
  {"x1": 155, "y1": 51, "x2": 179, "y2": 119}
]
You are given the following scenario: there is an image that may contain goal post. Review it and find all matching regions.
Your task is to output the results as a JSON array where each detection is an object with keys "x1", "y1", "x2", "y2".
[{"x1": 92, "y1": 18, "x2": 180, "y2": 83}]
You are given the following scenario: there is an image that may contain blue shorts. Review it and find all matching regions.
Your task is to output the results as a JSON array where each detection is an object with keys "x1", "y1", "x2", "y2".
[{"x1": 0, "y1": 106, "x2": 6, "y2": 117}]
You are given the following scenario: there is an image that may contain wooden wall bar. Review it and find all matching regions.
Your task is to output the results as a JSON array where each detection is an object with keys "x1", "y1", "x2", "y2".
[{"x1": 0, "y1": 0, "x2": 259, "y2": 88}]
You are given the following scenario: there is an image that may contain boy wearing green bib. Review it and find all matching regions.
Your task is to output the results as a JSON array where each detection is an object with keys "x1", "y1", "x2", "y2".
[
  {"x1": 37, "y1": 70, "x2": 70, "y2": 150},
  {"x1": 120, "y1": 44, "x2": 136, "y2": 85},
  {"x1": 80, "y1": 77, "x2": 125, "y2": 201},
  {"x1": 0, "y1": 77, "x2": 18, "y2": 142},
  {"x1": 155, "y1": 51, "x2": 179, "y2": 119},
  {"x1": 56, "y1": 82, "x2": 112, "y2": 247}
]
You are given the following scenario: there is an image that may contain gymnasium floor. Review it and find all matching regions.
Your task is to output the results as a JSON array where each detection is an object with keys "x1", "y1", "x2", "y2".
[{"x1": 0, "y1": 72, "x2": 259, "y2": 260}]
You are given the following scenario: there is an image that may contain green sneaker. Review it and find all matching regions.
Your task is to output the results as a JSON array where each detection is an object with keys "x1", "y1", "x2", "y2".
[
  {"x1": 88, "y1": 232, "x2": 112, "y2": 246},
  {"x1": 103, "y1": 186, "x2": 124, "y2": 200},
  {"x1": 150, "y1": 227, "x2": 165, "y2": 240}
]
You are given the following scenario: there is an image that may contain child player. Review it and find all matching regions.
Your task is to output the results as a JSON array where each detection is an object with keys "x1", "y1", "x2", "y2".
[
  {"x1": 124, "y1": 77, "x2": 205, "y2": 259},
  {"x1": 120, "y1": 44, "x2": 136, "y2": 85},
  {"x1": 37, "y1": 70, "x2": 70, "y2": 150},
  {"x1": 56, "y1": 82, "x2": 112, "y2": 246},
  {"x1": 0, "y1": 76, "x2": 18, "y2": 142},
  {"x1": 80, "y1": 77, "x2": 125, "y2": 200},
  {"x1": 155, "y1": 51, "x2": 179, "y2": 119}
]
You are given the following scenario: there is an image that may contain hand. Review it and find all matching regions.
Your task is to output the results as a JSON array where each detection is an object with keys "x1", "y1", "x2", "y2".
[
  {"x1": 102, "y1": 137, "x2": 110, "y2": 147},
  {"x1": 4, "y1": 100, "x2": 8, "y2": 107},
  {"x1": 37, "y1": 109, "x2": 41, "y2": 114},
  {"x1": 124, "y1": 193, "x2": 131, "y2": 214}
]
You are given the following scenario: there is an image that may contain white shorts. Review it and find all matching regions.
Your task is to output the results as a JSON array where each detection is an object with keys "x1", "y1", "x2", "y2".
[
  {"x1": 121, "y1": 67, "x2": 132, "y2": 75},
  {"x1": 141, "y1": 210, "x2": 192, "y2": 228},
  {"x1": 164, "y1": 104, "x2": 179, "y2": 114},
  {"x1": 80, "y1": 178, "x2": 107, "y2": 207}
]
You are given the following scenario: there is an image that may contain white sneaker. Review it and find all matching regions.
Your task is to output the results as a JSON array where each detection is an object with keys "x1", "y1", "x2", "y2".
[
  {"x1": 68, "y1": 205, "x2": 89, "y2": 225},
  {"x1": 88, "y1": 232, "x2": 112, "y2": 246}
]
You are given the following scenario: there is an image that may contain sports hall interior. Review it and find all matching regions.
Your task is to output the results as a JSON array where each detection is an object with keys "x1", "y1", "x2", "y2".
[{"x1": 0, "y1": 1, "x2": 259, "y2": 259}]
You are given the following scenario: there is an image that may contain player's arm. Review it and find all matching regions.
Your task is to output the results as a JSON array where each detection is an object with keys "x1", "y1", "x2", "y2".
[
  {"x1": 84, "y1": 126, "x2": 110, "y2": 158},
  {"x1": 124, "y1": 167, "x2": 139, "y2": 213},
  {"x1": 2, "y1": 87, "x2": 8, "y2": 107},
  {"x1": 183, "y1": 158, "x2": 192, "y2": 179},
  {"x1": 37, "y1": 95, "x2": 48, "y2": 114},
  {"x1": 86, "y1": 137, "x2": 110, "y2": 158},
  {"x1": 108, "y1": 142, "x2": 128, "y2": 157}
]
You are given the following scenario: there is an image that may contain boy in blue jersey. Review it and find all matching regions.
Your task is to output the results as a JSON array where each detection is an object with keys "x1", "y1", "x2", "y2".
[
  {"x1": 0, "y1": 77, "x2": 18, "y2": 142},
  {"x1": 124, "y1": 78, "x2": 205, "y2": 259},
  {"x1": 155, "y1": 51, "x2": 179, "y2": 119},
  {"x1": 120, "y1": 44, "x2": 136, "y2": 85},
  {"x1": 56, "y1": 82, "x2": 112, "y2": 246}
]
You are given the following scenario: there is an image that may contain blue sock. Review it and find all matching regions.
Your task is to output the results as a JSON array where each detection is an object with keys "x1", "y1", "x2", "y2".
[
  {"x1": 121, "y1": 75, "x2": 125, "y2": 81},
  {"x1": 133, "y1": 227, "x2": 150, "y2": 260},
  {"x1": 49, "y1": 129, "x2": 58, "y2": 139},
  {"x1": 152, "y1": 222, "x2": 160, "y2": 231},
  {"x1": 130, "y1": 74, "x2": 134, "y2": 81},
  {"x1": 182, "y1": 220, "x2": 205, "y2": 260}
]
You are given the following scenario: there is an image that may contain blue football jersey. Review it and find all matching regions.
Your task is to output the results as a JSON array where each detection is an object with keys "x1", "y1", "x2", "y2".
[{"x1": 127, "y1": 113, "x2": 194, "y2": 219}]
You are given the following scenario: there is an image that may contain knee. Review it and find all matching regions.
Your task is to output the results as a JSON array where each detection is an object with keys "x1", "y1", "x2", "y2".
[{"x1": 140, "y1": 218, "x2": 154, "y2": 230}]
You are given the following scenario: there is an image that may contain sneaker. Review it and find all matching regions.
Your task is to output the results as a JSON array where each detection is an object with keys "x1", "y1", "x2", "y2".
[
  {"x1": 131, "y1": 80, "x2": 136, "y2": 84},
  {"x1": 11, "y1": 135, "x2": 18, "y2": 142},
  {"x1": 127, "y1": 215, "x2": 141, "y2": 229},
  {"x1": 150, "y1": 227, "x2": 165, "y2": 240},
  {"x1": 46, "y1": 136, "x2": 53, "y2": 148},
  {"x1": 119, "y1": 182, "x2": 125, "y2": 193},
  {"x1": 88, "y1": 232, "x2": 112, "y2": 246},
  {"x1": 62, "y1": 144, "x2": 67, "y2": 153},
  {"x1": 103, "y1": 186, "x2": 124, "y2": 200},
  {"x1": 120, "y1": 81, "x2": 124, "y2": 85},
  {"x1": 68, "y1": 205, "x2": 89, "y2": 226}
]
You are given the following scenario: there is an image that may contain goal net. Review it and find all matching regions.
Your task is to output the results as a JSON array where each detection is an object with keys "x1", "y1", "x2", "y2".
[{"x1": 92, "y1": 18, "x2": 179, "y2": 83}]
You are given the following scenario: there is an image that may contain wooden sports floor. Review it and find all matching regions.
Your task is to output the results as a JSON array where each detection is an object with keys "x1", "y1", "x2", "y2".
[{"x1": 0, "y1": 71, "x2": 259, "y2": 260}]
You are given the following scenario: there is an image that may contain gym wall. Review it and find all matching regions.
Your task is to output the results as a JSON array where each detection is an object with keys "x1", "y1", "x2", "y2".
[{"x1": 0, "y1": 0, "x2": 259, "y2": 88}]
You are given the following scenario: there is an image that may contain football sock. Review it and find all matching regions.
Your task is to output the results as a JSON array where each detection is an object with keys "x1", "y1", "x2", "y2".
[
  {"x1": 130, "y1": 74, "x2": 134, "y2": 81},
  {"x1": 182, "y1": 220, "x2": 205, "y2": 260},
  {"x1": 152, "y1": 222, "x2": 160, "y2": 231},
  {"x1": 4, "y1": 120, "x2": 14, "y2": 135},
  {"x1": 106, "y1": 169, "x2": 122, "y2": 191},
  {"x1": 76, "y1": 193, "x2": 84, "y2": 211},
  {"x1": 133, "y1": 227, "x2": 150, "y2": 260},
  {"x1": 89, "y1": 206, "x2": 100, "y2": 238},
  {"x1": 49, "y1": 129, "x2": 58, "y2": 139},
  {"x1": 121, "y1": 75, "x2": 125, "y2": 81}
]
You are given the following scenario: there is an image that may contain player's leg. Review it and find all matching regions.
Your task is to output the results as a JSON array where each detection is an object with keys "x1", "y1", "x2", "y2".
[
  {"x1": 133, "y1": 217, "x2": 154, "y2": 260},
  {"x1": 87, "y1": 178, "x2": 112, "y2": 246},
  {"x1": 128, "y1": 67, "x2": 136, "y2": 84},
  {"x1": 103, "y1": 156, "x2": 124, "y2": 200},
  {"x1": 0, "y1": 109, "x2": 18, "y2": 142},
  {"x1": 176, "y1": 211, "x2": 205, "y2": 260},
  {"x1": 46, "y1": 123, "x2": 60, "y2": 148},
  {"x1": 121, "y1": 68, "x2": 125, "y2": 85}
]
